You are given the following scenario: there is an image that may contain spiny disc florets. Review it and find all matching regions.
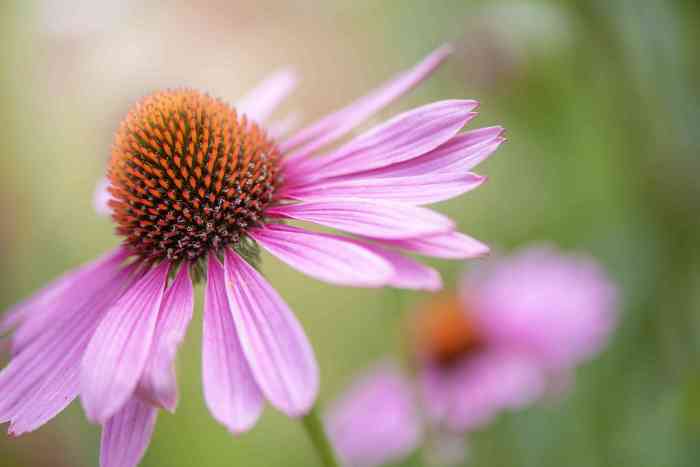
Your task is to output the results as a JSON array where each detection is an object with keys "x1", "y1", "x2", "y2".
[{"x1": 108, "y1": 89, "x2": 281, "y2": 262}]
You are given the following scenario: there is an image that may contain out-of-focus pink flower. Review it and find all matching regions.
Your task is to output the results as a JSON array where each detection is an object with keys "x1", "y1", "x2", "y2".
[
  {"x1": 1, "y1": 45, "x2": 503, "y2": 467},
  {"x1": 325, "y1": 247, "x2": 616, "y2": 467},
  {"x1": 417, "y1": 246, "x2": 617, "y2": 432},
  {"x1": 326, "y1": 363, "x2": 422, "y2": 467}
]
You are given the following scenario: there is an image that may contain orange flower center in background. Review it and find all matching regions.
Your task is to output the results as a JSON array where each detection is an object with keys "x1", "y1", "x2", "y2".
[
  {"x1": 411, "y1": 295, "x2": 485, "y2": 367},
  {"x1": 108, "y1": 89, "x2": 281, "y2": 262}
]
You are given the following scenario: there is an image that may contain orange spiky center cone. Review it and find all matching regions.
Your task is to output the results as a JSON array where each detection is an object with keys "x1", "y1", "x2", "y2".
[{"x1": 108, "y1": 89, "x2": 281, "y2": 262}]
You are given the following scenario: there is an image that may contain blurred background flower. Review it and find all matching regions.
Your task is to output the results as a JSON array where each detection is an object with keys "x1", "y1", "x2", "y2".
[
  {"x1": 326, "y1": 362, "x2": 422, "y2": 467},
  {"x1": 327, "y1": 247, "x2": 617, "y2": 466},
  {"x1": 416, "y1": 247, "x2": 616, "y2": 432},
  {"x1": 1, "y1": 0, "x2": 699, "y2": 466}
]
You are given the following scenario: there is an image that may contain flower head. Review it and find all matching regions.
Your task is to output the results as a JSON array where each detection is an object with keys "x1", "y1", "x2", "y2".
[
  {"x1": 108, "y1": 89, "x2": 281, "y2": 262},
  {"x1": 414, "y1": 246, "x2": 617, "y2": 432},
  {"x1": 1, "y1": 45, "x2": 504, "y2": 467},
  {"x1": 326, "y1": 247, "x2": 617, "y2": 467}
]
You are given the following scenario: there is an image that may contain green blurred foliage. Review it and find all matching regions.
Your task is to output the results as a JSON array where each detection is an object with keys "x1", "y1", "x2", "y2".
[{"x1": 0, "y1": 0, "x2": 698, "y2": 466}]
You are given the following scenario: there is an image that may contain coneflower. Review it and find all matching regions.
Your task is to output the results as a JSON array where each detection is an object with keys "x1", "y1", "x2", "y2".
[
  {"x1": 1, "y1": 45, "x2": 504, "y2": 467},
  {"x1": 416, "y1": 247, "x2": 617, "y2": 432},
  {"x1": 326, "y1": 247, "x2": 617, "y2": 467}
]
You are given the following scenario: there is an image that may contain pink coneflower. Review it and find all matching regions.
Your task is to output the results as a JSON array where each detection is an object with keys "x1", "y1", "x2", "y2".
[
  {"x1": 327, "y1": 247, "x2": 617, "y2": 466},
  {"x1": 0, "y1": 45, "x2": 503, "y2": 466},
  {"x1": 416, "y1": 247, "x2": 617, "y2": 432}
]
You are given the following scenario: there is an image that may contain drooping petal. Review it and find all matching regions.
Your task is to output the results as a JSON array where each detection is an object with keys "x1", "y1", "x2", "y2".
[
  {"x1": 352, "y1": 242, "x2": 442, "y2": 291},
  {"x1": 224, "y1": 250, "x2": 319, "y2": 417},
  {"x1": 81, "y1": 262, "x2": 170, "y2": 423},
  {"x1": 377, "y1": 231, "x2": 489, "y2": 259},
  {"x1": 236, "y1": 68, "x2": 298, "y2": 123},
  {"x1": 281, "y1": 44, "x2": 453, "y2": 160},
  {"x1": 267, "y1": 200, "x2": 453, "y2": 239},
  {"x1": 418, "y1": 365, "x2": 450, "y2": 423},
  {"x1": 326, "y1": 362, "x2": 422, "y2": 467},
  {"x1": 202, "y1": 255, "x2": 264, "y2": 434},
  {"x1": 469, "y1": 247, "x2": 618, "y2": 371},
  {"x1": 285, "y1": 172, "x2": 486, "y2": 206},
  {"x1": 137, "y1": 265, "x2": 194, "y2": 412},
  {"x1": 421, "y1": 351, "x2": 545, "y2": 433},
  {"x1": 10, "y1": 248, "x2": 129, "y2": 354},
  {"x1": 1, "y1": 270, "x2": 74, "y2": 336},
  {"x1": 250, "y1": 224, "x2": 393, "y2": 287},
  {"x1": 94, "y1": 176, "x2": 113, "y2": 216},
  {"x1": 100, "y1": 397, "x2": 158, "y2": 467},
  {"x1": 0, "y1": 256, "x2": 133, "y2": 435},
  {"x1": 289, "y1": 100, "x2": 478, "y2": 181}
]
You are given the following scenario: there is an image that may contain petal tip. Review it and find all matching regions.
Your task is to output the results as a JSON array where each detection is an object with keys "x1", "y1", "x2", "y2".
[
  {"x1": 161, "y1": 399, "x2": 177, "y2": 414},
  {"x1": 473, "y1": 244, "x2": 491, "y2": 258},
  {"x1": 426, "y1": 273, "x2": 444, "y2": 292},
  {"x1": 222, "y1": 415, "x2": 261, "y2": 436},
  {"x1": 83, "y1": 403, "x2": 109, "y2": 425},
  {"x1": 437, "y1": 43, "x2": 455, "y2": 55}
]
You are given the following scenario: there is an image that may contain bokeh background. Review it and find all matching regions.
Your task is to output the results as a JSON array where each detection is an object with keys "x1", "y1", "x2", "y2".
[{"x1": 1, "y1": 0, "x2": 698, "y2": 466}]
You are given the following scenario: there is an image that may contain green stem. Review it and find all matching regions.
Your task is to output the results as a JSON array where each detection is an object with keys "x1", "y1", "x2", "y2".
[{"x1": 302, "y1": 406, "x2": 342, "y2": 467}]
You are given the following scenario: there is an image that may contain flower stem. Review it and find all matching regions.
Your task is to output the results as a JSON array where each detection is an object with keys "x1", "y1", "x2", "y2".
[{"x1": 302, "y1": 406, "x2": 341, "y2": 467}]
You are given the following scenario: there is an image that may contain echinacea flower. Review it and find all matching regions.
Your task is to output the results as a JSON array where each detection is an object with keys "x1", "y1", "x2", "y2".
[
  {"x1": 416, "y1": 247, "x2": 616, "y2": 432},
  {"x1": 0, "y1": 45, "x2": 504, "y2": 467},
  {"x1": 326, "y1": 247, "x2": 617, "y2": 466}
]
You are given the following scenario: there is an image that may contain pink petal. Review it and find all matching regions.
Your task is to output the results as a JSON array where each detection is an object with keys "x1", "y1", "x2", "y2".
[
  {"x1": 1, "y1": 271, "x2": 74, "y2": 336},
  {"x1": 352, "y1": 126, "x2": 504, "y2": 178},
  {"x1": 421, "y1": 351, "x2": 545, "y2": 432},
  {"x1": 0, "y1": 307, "x2": 24, "y2": 335},
  {"x1": 81, "y1": 262, "x2": 170, "y2": 423},
  {"x1": 267, "y1": 200, "x2": 453, "y2": 240},
  {"x1": 267, "y1": 112, "x2": 301, "y2": 140},
  {"x1": 470, "y1": 247, "x2": 618, "y2": 371},
  {"x1": 286, "y1": 172, "x2": 486, "y2": 206},
  {"x1": 94, "y1": 176, "x2": 112, "y2": 216},
  {"x1": 353, "y1": 242, "x2": 442, "y2": 291},
  {"x1": 0, "y1": 257, "x2": 133, "y2": 435},
  {"x1": 224, "y1": 250, "x2": 319, "y2": 417},
  {"x1": 250, "y1": 224, "x2": 393, "y2": 287},
  {"x1": 326, "y1": 362, "x2": 422, "y2": 467},
  {"x1": 281, "y1": 44, "x2": 453, "y2": 160},
  {"x1": 236, "y1": 68, "x2": 298, "y2": 123},
  {"x1": 202, "y1": 255, "x2": 264, "y2": 433},
  {"x1": 100, "y1": 397, "x2": 158, "y2": 467},
  {"x1": 137, "y1": 265, "x2": 194, "y2": 412},
  {"x1": 290, "y1": 100, "x2": 478, "y2": 181},
  {"x1": 377, "y1": 231, "x2": 489, "y2": 259},
  {"x1": 419, "y1": 365, "x2": 450, "y2": 423},
  {"x1": 11, "y1": 248, "x2": 130, "y2": 355}
]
